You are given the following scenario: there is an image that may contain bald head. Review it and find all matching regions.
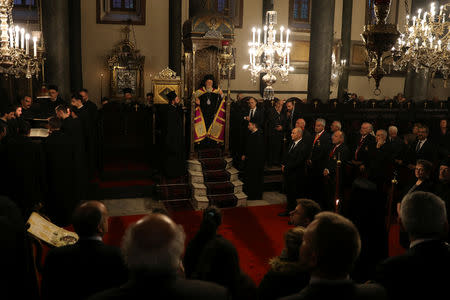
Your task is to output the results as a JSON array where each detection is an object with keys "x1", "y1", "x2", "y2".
[
  {"x1": 72, "y1": 201, "x2": 108, "y2": 238},
  {"x1": 331, "y1": 130, "x2": 345, "y2": 145},
  {"x1": 291, "y1": 127, "x2": 303, "y2": 142},
  {"x1": 122, "y1": 214, "x2": 185, "y2": 273},
  {"x1": 295, "y1": 118, "x2": 306, "y2": 130}
]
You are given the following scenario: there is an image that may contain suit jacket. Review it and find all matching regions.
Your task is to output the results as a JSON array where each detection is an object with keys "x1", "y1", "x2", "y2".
[
  {"x1": 376, "y1": 240, "x2": 450, "y2": 300},
  {"x1": 266, "y1": 107, "x2": 285, "y2": 138},
  {"x1": 353, "y1": 134, "x2": 376, "y2": 165},
  {"x1": 245, "y1": 106, "x2": 265, "y2": 129},
  {"x1": 408, "y1": 139, "x2": 437, "y2": 164},
  {"x1": 367, "y1": 143, "x2": 394, "y2": 183},
  {"x1": 244, "y1": 130, "x2": 265, "y2": 168},
  {"x1": 283, "y1": 139, "x2": 309, "y2": 180},
  {"x1": 310, "y1": 131, "x2": 331, "y2": 172},
  {"x1": 284, "y1": 107, "x2": 301, "y2": 133},
  {"x1": 387, "y1": 136, "x2": 405, "y2": 160},
  {"x1": 325, "y1": 143, "x2": 350, "y2": 178},
  {"x1": 280, "y1": 281, "x2": 386, "y2": 300},
  {"x1": 41, "y1": 239, "x2": 128, "y2": 300},
  {"x1": 88, "y1": 272, "x2": 230, "y2": 300}
]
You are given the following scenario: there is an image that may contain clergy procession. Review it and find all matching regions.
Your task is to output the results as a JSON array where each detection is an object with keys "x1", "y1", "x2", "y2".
[{"x1": 1, "y1": 0, "x2": 450, "y2": 299}]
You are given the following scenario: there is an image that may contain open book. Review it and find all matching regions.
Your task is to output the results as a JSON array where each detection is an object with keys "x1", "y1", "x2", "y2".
[
  {"x1": 29, "y1": 128, "x2": 49, "y2": 138},
  {"x1": 27, "y1": 212, "x2": 79, "y2": 247}
]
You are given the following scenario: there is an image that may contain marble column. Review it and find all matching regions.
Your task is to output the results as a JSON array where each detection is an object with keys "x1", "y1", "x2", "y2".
[
  {"x1": 42, "y1": 0, "x2": 71, "y2": 101},
  {"x1": 169, "y1": 0, "x2": 182, "y2": 75},
  {"x1": 307, "y1": 0, "x2": 336, "y2": 103},
  {"x1": 338, "y1": 0, "x2": 352, "y2": 101},
  {"x1": 69, "y1": 0, "x2": 83, "y2": 93}
]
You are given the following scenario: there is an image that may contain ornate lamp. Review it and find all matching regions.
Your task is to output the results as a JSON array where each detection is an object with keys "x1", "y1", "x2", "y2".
[
  {"x1": 243, "y1": 11, "x2": 293, "y2": 101},
  {"x1": 361, "y1": 0, "x2": 400, "y2": 94}
]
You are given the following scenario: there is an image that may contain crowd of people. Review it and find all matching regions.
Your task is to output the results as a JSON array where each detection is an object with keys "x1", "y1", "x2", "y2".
[
  {"x1": 0, "y1": 87, "x2": 100, "y2": 226},
  {"x1": 4, "y1": 189, "x2": 447, "y2": 299}
]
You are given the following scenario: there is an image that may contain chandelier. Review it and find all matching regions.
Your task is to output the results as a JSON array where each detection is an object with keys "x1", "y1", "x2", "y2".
[
  {"x1": 243, "y1": 11, "x2": 293, "y2": 101},
  {"x1": 361, "y1": 0, "x2": 400, "y2": 94},
  {"x1": 391, "y1": 2, "x2": 450, "y2": 87},
  {"x1": 0, "y1": 0, "x2": 41, "y2": 78}
]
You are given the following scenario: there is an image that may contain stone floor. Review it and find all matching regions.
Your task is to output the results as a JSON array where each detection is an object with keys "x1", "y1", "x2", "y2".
[{"x1": 103, "y1": 191, "x2": 286, "y2": 217}]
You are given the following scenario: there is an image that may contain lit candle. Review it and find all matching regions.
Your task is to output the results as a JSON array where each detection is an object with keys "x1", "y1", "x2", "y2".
[
  {"x1": 252, "y1": 27, "x2": 256, "y2": 45},
  {"x1": 440, "y1": 6, "x2": 443, "y2": 16},
  {"x1": 25, "y1": 33, "x2": 30, "y2": 55},
  {"x1": 413, "y1": 16, "x2": 416, "y2": 26},
  {"x1": 33, "y1": 36, "x2": 37, "y2": 57},
  {"x1": 8, "y1": 27, "x2": 13, "y2": 47},
  {"x1": 263, "y1": 26, "x2": 267, "y2": 44},
  {"x1": 257, "y1": 28, "x2": 261, "y2": 45},
  {"x1": 280, "y1": 26, "x2": 284, "y2": 44},
  {"x1": 418, "y1": 9, "x2": 422, "y2": 20},
  {"x1": 20, "y1": 28, "x2": 25, "y2": 49},
  {"x1": 286, "y1": 29, "x2": 290, "y2": 45},
  {"x1": 438, "y1": 39, "x2": 442, "y2": 51},
  {"x1": 15, "y1": 26, "x2": 19, "y2": 48},
  {"x1": 415, "y1": 38, "x2": 419, "y2": 49},
  {"x1": 429, "y1": 37, "x2": 433, "y2": 48}
]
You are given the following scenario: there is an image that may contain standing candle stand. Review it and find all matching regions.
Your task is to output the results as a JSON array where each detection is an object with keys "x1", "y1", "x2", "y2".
[{"x1": 218, "y1": 40, "x2": 235, "y2": 157}]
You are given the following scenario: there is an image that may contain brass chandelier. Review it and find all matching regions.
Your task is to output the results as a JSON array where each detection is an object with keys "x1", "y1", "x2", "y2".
[
  {"x1": 392, "y1": 2, "x2": 450, "y2": 87},
  {"x1": 0, "y1": 0, "x2": 42, "y2": 78}
]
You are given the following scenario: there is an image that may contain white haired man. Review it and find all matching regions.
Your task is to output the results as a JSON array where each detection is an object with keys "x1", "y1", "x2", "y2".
[
  {"x1": 376, "y1": 191, "x2": 450, "y2": 300},
  {"x1": 88, "y1": 213, "x2": 229, "y2": 300}
]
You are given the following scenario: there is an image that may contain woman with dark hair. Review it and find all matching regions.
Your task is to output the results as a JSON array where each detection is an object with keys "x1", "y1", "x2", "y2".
[
  {"x1": 194, "y1": 236, "x2": 257, "y2": 300},
  {"x1": 258, "y1": 227, "x2": 309, "y2": 300},
  {"x1": 183, "y1": 206, "x2": 222, "y2": 278}
]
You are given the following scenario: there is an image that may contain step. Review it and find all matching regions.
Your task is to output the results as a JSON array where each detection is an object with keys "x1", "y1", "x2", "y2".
[
  {"x1": 192, "y1": 179, "x2": 243, "y2": 197},
  {"x1": 188, "y1": 157, "x2": 233, "y2": 172},
  {"x1": 188, "y1": 169, "x2": 204, "y2": 184},
  {"x1": 198, "y1": 148, "x2": 222, "y2": 159},
  {"x1": 156, "y1": 183, "x2": 191, "y2": 200},
  {"x1": 203, "y1": 170, "x2": 231, "y2": 182},
  {"x1": 208, "y1": 194, "x2": 238, "y2": 208},
  {"x1": 235, "y1": 192, "x2": 248, "y2": 207}
]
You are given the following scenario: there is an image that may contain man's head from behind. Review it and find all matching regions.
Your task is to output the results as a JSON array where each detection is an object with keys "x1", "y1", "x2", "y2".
[
  {"x1": 295, "y1": 118, "x2": 306, "y2": 130},
  {"x1": 400, "y1": 191, "x2": 448, "y2": 241},
  {"x1": 331, "y1": 130, "x2": 345, "y2": 145},
  {"x1": 122, "y1": 214, "x2": 185, "y2": 274},
  {"x1": 300, "y1": 212, "x2": 361, "y2": 279},
  {"x1": 290, "y1": 199, "x2": 321, "y2": 227},
  {"x1": 72, "y1": 201, "x2": 109, "y2": 238}
]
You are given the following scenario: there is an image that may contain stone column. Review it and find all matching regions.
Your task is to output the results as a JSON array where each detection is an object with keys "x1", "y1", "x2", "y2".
[
  {"x1": 169, "y1": 0, "x2": 182, "y2": 75},
  {"x1": 307, "y1": 0, "x2": 336, "y2": 103},
  {"x1": 69, "y1": 0, "x2": 83, "y2": 93},
  {"x1": 42, "y1": 0, "x2": 71, "y2": 101},
  {"x1": 338, "y1": 0, "x2": 352, "y2": 101},
  {"x1": 262, "y1": 0, "x2": 274, "y2": 22}
]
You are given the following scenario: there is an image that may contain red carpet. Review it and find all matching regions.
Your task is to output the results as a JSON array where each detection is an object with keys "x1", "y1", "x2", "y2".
[{"x1": 104, "y1": 204, "x2": 291, "y2": 284}]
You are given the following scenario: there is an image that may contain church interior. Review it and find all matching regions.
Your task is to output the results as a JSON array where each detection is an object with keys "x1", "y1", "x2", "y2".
[{"x1": 1, "y1": 0, "x2": 449, "y2": 299}]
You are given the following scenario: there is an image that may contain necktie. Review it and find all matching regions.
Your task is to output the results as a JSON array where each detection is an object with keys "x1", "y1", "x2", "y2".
[
  {"x1": 289, "y1": 142, "x2": 296, "y2": 152},
  {"x1": 416, "y1": 141, "x2": 422, "y2": 152},
  {"x1": 250, "y1": 109, "x2": 254, "y2": 119}
]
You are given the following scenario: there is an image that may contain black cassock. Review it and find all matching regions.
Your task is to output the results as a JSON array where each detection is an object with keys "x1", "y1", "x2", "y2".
[
  {"x1": 43, "y1": 131, "x2": 79, "y2": 226},
  {"x1": 75, "y1": 106, "x2": 97, "y2": 178},
  {"x1": 198, "y1": 90, "x2": 221, "y2": 130},
  {"x1": 243, "y1": 130, "x2": 265, "y2": 200},
  {"x1": 266, "y1": 107, "x2": 285, "y2": 166},
  {"x1": 5, "y1": 135, "x2": 46, "y2": 217},
  {"x1": 164, "y1": 104, "x2": 186, "y2": 178}
]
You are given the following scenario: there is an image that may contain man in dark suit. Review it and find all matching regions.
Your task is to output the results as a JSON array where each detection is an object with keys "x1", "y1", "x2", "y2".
[
  {"x1": 323, "y1": 130, "x2": 350, "y2": 211},
  {"x1": 351, "y1": 122, "x2": 376, "y2": 176},
  {"x1": 387, "y1": 125, "x2": 405, "y2": 161},
  {"x1": 42, "y1": 117, "x2": 79, "y2": 226},
  {"x1": 295, "y1": 118, "x2": 312, "y2": 146},
  {"x1": 163, "y1": 91, "x2": 186, "y2": 178},
  {"x1": 407, "y1": 125, "x2": 437, "y2": 168},
  {"x1": 279, "y1": 127, "x2": 309, "y2": 216},
  {"x1": 242, "y1": 120, "x2": 265, "y2": 200},
  {"x1": 284, "y1": 99, "x2": 301, "y2": 141},
  {"x1": 89, "y1": 213, "x2": 229, "y2": 300},
  {"x1": 307, "y1": 119, "x2": 331, "y2": 206},
  {"x1": 280, "y1": 212, "x2": 386, "y2": 300},
  {"x1": 435, "y1": 159, "x2": 450, "y2": 241},
  {"x1": 41, "y1": 201, "x2": 128, "y2": 300},
  {"x1": 266, "y1": 99, "x2": 285, "y2": 166},
  {"x1": 243, "y1": 97, "x2": 264, "y2": 129},
  {"x1": 376, "y1": 191, "x2": 450, "y2": 300}
]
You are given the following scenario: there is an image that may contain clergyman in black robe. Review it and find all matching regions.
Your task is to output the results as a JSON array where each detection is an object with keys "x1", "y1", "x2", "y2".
[
  {"x1": 163, "y1": 91, "x2": 186, "y2": 178},
  {"x1": 242, "y1": 120, "x2": 265, "y2": 200},
  {"x1": 43, "y1": 117, "x2": 79, "y2": 226}
]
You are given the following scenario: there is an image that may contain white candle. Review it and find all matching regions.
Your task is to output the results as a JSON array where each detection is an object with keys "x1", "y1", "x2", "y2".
[
  {"x1": 280, "y1": 26, "x2": 284, "y2": 44},
  {"x1": 252, "y1": 27, "x2": 256, "y2": 45},
  {"x1": 8, "y1": 27, "x2": 13, "y2": 47},
  {"x1": 25, "y1": 33, "x2": 30, "y2": 55},
  {"x1": 418, "y1": 9, "x2": 422, "y2": 20},
  {"x1": 438, "y1": 40, "x2": 442, "y2": 51},
  {"x1": 263, "y1": 26, "x2": 267, "y2": 44},
  {"x1": 286, "y1": 29, "x2": 290, "y2": 45},
  {"x1": 440, "y1": 6, "x2": 443, "y2": 16},
  {"x1": 413, "y1": 16, "x2": 416, "y2": 26},
  {"x1": 20, "y1": 28, "x2": 25, "y2": 49},
  {"x1": 257, "y1": 28, "x2": 261, "y2": 45},
  {"x1": 33, "y1": 36, "x2": 37, "y2": 57},
  {"x1": 15, "y1": 26, "x2": 19, "y2": 48}
]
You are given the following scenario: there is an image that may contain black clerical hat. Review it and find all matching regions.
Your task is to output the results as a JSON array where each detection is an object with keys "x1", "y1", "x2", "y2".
[
  {"x1": 166, "y1": 90, "x2": 177, "y2": 101},
  {"x1": 123, "y1": 88, "x2": 132, "y2": 94}
]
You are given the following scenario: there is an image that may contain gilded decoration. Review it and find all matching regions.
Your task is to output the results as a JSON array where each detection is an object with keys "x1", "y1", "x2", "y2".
[
  {"x1": 107, "y1": 26, "x2": 145, "y2": 100},
  {"x1": 152, "y1": 67, "x2": 181, "y2": 105}
]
